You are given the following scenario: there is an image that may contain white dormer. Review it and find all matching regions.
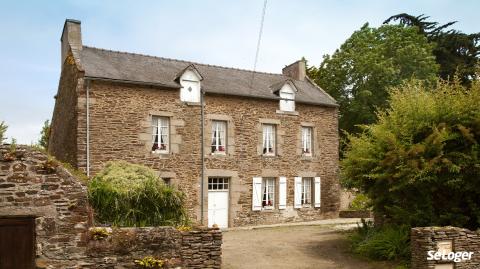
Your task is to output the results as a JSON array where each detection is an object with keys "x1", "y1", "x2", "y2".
[
  {"x1": 278, "y1": 82, "x2": 296, "y2": 112},
  {"x1": 176, "y1": 65, "x2": 203, "y2": 103}
]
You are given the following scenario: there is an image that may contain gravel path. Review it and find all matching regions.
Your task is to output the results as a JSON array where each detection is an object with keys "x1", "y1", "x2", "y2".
[{"x1": 222, "y1": 224, "x2": 397, "y2": 269}]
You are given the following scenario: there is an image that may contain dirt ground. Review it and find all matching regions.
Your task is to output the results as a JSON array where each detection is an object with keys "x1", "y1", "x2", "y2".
[{"x1": 222, "y1": 225, "x2": 397, "y2": 269}]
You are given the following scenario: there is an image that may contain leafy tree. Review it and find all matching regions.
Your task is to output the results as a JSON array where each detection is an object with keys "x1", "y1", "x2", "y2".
[
  {"x1": 342, "y1": 79, "x2": 480, "y2": 229},
  {"x1": 38, "y1": 120, "x2": 50, "y2": 150},
  {"x1": 88, "y1": 161, "x2": 188, "y2": 226},
  {"x1": 308, "y1": 24, "x2": 438, "y2": 139},
  {"x1": 384, "y1": 13, "x2": 480, "y2": 86},
  {"x1": 0, "y1": 121, "x2": 7, "y2": 144}
]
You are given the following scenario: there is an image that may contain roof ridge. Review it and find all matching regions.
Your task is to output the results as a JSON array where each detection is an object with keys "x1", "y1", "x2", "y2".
[{"x1": 82, "y1": 45, "x2": 284, "y2": 77}]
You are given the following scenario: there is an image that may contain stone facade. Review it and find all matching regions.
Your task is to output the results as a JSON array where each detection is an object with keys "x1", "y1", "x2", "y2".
[
  {"x1": 411, "y1": 226, "x2": 480, "y2": 269},
  {"x1": 49, "y1": 20, "x2": 340, "y2": 228},
  {"x1": 51, "y1": 78, "x2": 340, "y2": 227},
  {"x1": 0, "y1": 145, "x2": 222, "y2": 269}
]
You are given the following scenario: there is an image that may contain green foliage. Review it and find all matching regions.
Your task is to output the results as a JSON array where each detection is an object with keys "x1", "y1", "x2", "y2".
[
  {"x1": 385, "y1": 13, "x2": 480, "y2": 86},
  {"x1": 349, "y1": 193, "x2": 372, "y2": 211},
  {"x1": 88, "y1": 161, "x2": 188, "y2": 227},
  {"x1": 134, "y1": 256, "x2": 164, "y2": 268},
  {"x1": 90, "y1": 227, "x2": 111, "y2": 240},
  {"x1": 342, "y1": 79, "x2": 480, "y2": 229},
  {"x1": 0, "y1": 121, "x2": 7, "y2": 144},
  {"x1": 38, "y1": 119, "x2": 50, "y2": 150},
  {"x1": 308, "y1": 23, "x2": 438, "y2": 140},
  {"x1": 349, "y1": 220, "x2": 410, "y2": 262}
]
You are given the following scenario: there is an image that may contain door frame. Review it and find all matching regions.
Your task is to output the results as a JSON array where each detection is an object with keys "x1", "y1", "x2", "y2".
[{"x1": 207, "y1": 177, "x2": 230, "y2": 228}]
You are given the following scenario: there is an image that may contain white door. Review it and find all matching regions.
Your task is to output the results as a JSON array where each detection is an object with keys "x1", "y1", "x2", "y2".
[{"x1": 208, "y1": 191, "x2": 229, "y2": 228}]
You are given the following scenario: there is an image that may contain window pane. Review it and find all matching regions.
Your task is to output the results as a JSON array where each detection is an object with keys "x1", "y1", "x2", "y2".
[
  {"x1": 263, "y1": 125, "x2": 275, "y2": 155},
  {"x1": 152, "y1": 116, "x2": 169, "y2": 152},
  {"x1": 302, "y1": 127, "x2": 312, "y2": 155},
  {"x1": 262, "y1": 178, "x2": 275, "y2": 208},
  {"x1": 212, "y1": 121, "x2": 227, "y2": 153}
]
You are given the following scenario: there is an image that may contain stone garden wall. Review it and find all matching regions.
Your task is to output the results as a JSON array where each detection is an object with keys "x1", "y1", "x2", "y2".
[
  {"x1": 0, "y1": 145, "x2": 222, "y2": 268},
  {"x1": 86, "y1": 227, "x2": 222, "y2": 268},
  {"x1": 411, "y1": 226, "x2": 480, "y2": 269}
]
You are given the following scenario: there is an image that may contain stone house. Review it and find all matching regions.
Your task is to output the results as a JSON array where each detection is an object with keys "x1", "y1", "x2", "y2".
[{"x1": 49, "y1": 19, "x2": 340, "y2": 228}]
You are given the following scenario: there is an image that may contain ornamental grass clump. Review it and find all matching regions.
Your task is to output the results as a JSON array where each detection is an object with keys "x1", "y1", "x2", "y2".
[{"x1": 88, "y1": 161, "x2": 188, "y2": 226}]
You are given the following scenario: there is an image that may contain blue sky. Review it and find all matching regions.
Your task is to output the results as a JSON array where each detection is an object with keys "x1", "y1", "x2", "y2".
[{"x1": 0, "y1": 0, "x2": 478, "y2": 144}]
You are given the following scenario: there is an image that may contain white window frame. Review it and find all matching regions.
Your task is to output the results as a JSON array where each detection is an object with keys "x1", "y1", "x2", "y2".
[
  {"x1": 152, "y1": 116, "x2": 169, "y2": 153},
  {"x1": 301, "y1": 177, "x2": 312, "y2": 207},
  {"x1": 262, "y1": 178, "x2": 275, "y2": 209},
  {"x1": 208, "y1": 177, "x2": 229, "y2": 191},
  {"x1": 211, "y1": 120, "x2": 227, "y2": 154},
  {"x1": 279, "y1": 86, "x2": 295, "y2": 112},
  {"x1": 262, "y1": 124, "x2": 276, "y2": 156},
  {"x1": 302, "y1": 126, "x2": 313, "y2": 156}
]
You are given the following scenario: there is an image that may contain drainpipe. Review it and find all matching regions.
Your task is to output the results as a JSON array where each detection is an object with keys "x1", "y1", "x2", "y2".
[
  {"x1": 86, "y1": 79, "x2": 90, "y2": 177},
  {"x1": 200, "y1": 89, "x2": 205, "y2": 225}
]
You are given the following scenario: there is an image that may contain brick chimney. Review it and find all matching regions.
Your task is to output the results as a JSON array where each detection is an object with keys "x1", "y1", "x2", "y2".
[
  {"x1": 60, "y1": 19, "x2": 82, "y2": 68},
  {"x1": 282, "y1": 59, "x2": 306, "y2": 81}
]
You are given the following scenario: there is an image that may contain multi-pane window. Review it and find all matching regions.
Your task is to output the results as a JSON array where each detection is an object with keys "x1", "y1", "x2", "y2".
[
  {"x1": 262, "y1": 178, "x2": 275, "y2": 208},
  {"x1": 301, "y1": 177, "x2": 312, "y2": 206},
  {"x1": 208, "y1": 177, "x2": 229, "y2": 190},
  {"x1": 262, "y1": 124, "x2": 276, "y2": 156},
  {"x1": 211, "y1": 121, "x2": 227, "y2": 154},
  {"x1": 152, "y1": 116, "x2": 169, "y2": 153},
  {"x1": 302, "y1": 127, "x2": 313, "y2": 156}
]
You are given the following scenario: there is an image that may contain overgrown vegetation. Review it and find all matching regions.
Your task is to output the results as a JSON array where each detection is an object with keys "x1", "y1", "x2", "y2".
[
  {"x1": 342, "y1": 79, "x2": 480, "y2": 230},
  {"x1": 90, "y1": 227, "x2": 111, "y2": 240},
  {"x1": 134, "y1": 256, "x2": 164, "y2": 268},
  {"x1": 348, "y1": 193, "x2": 371, "y2": 211},
  {"x1": 349, "y1": 220, "x2": 410, "y2": 263},
  {"x1": 0, "y1": 121, "x2": 7, "y2": 144},
  {"x1": 88, "y1": 161, "x2": 188, "y2": 227}
]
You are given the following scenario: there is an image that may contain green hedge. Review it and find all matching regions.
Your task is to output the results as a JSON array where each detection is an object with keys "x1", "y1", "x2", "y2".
[
  {"x1": 342, "y1": 79, "x2": 480, "y2": 229},
  {"x1": 88, "y1": 161, "x2": 188, "y2": 226}
]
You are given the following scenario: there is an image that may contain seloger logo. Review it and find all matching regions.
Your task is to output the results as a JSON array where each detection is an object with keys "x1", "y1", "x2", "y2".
[{"x1": 427, "y1": 251, "x2": 474, "y2": 262}]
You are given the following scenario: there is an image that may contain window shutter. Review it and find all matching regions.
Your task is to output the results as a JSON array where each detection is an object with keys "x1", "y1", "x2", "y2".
[
  {"x1": 314, "y1": 177, "x2": 321, "y2": 208},
  {"x1": 294, "y1": 177, "x2": 302, "y2": 209},
  {"x1": 252, "y1": 177, "x2": 263, "y2": 211},
  {"x1": 278, "y1": 177, "x2": 287, "y2": 209}
]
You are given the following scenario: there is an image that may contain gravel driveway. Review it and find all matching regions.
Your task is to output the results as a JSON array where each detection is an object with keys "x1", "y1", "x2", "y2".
[{"x1": 222, "y1": 224, "x2": 396, "y2": 269}]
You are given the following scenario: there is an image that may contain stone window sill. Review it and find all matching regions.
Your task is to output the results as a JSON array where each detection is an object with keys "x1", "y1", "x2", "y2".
[
  {"x1": 276, "y1": 110, "x2": 299, "y2": 116},
  {"x1": 207, "y1": 153, "x2": 230, "y2": 158},
  {"x1": 301, "y1": 155, "x2": 314, "y2": 161},
  {"x1": 150, "y1": 151, "x2": 171, "y2": 158}
]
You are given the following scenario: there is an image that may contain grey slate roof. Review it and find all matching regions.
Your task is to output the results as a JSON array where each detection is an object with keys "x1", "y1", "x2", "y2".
[{"x1": 80, "y1": 46, "x2": 337, "y2": 106}]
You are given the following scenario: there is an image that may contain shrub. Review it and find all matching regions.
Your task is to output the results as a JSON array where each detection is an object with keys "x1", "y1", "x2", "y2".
[
  {"x1": 88, "y1": 161, "x2": 188, "y2": 226},
  {"x1": 342, "y1": 79, "x2": 480, "y2": 229},
  {"x1": 349, "y1": 220, "x2": 410, "y2": 262},
  {"x1": 348, "y1": 193, "x2": 372, "y2": 211}
]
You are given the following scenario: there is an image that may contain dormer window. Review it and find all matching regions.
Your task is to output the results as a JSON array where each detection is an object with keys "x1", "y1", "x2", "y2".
[
  {"x1": 279, "y1": 84, "x2": 295, "y2": 112},
  {"x1": 176, "y1": 65, "x2": 203, "y2": 103}
]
